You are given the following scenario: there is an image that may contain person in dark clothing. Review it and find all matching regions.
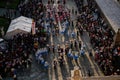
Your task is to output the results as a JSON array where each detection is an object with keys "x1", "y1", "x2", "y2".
[
  {"x1": 58, "y1": 56, "x2": 64, "y2": 67},
  {"x1": 79, "y1": 41, "x2": 81, "y2": 49},
  {"x1": 52, "y1": 44, "x2": 55, "y2": 53},
  {"x1": 53, "y1": 59, "x2": 57, "y2": 69},
  {"x1": 74, "y1": 40, "x2": 77, "y2": 49},
  {"x1": 87, "y1": 69, "x2": 91, "y2": 77},
  {"x1": 89, "y1": 50, "x2": 92, "y2": 56}
]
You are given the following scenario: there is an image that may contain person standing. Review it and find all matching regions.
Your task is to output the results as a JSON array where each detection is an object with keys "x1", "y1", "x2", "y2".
[
  {"x1": 87, "y1": 69, "x2": 91, "y2": 77},
  {"x1": 74, "y1": 39, "x2": 77, "y2": 50},
  {"x1": 58, "y1": 56, "x2": 64, "y2": 67},
  {"x1": 13, "y1": 74, "x2": 17, "y2": 80},
  {"x1": 44, "y1": 61, "x2": 49, "y2": 70},
  {"x1": 80, "y1": 48, "x2": 85, "y2": 56},
  {"x1": 74, "y1": 53, "x2": 79, "y2": 63},
  {"x1": 52, "y1": 44, "x2": 55, "y2": 53},
  {"x1": 0, "y1": 75, "x2": 2, "y2": 80},
  {"x1": 53, "y1": 59, "x2": 57, "y2": 69},
  {"x1": 79, "y1": 41, "x2": 81, "y2": 49},
  {"x1": 63, "y1": 0, "x2": 66, "y2": 5},
  {"x1": 72, "y1": 7, "x2": 74, "y2": 14}
]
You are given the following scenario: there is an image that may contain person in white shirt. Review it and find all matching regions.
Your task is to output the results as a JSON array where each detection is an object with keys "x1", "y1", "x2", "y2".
[{"x1": 44, "y1": 61, "x2": 49, "y2": 69}]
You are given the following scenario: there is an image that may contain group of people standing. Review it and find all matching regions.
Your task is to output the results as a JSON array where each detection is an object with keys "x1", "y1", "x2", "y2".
[
  {"x1": 34, "y1": 0, "x2": 70, "y2": 70},
  {"x1": 0, "y1": 33, "x2": 33, "y2": 80},
  {"x1": 75, "y1": 0, "x2": 120, "y2": 76},
  {"x1": 0, "y1": 0, "x2": 120, "y2": 80}
]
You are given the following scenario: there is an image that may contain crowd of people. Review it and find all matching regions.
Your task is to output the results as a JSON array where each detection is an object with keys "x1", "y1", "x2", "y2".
[
  {"x1": 0, "y1": 0, "x2": 48, "y2": 79},
  {"x1": 75, "y1": 0, "x2": 120, "y2": 76},
  {"x1": 0, "y1": 0, "x2": 120, "y2": 79},
  {"x1": 18, "y1": 0, "x2": 120, "y2": 77},
  {"x1": 0, "y1": 33, "x2": 33, "y2": 79},
  {"x1": 18, "y1": 0, "x2": 70, "y2": 75},
  {"x1": 18, "y1": 0, "x2": 49, "y2": 48},
  {"x1": 33, "y1": 0, "x2": 70, "y2": 70}
]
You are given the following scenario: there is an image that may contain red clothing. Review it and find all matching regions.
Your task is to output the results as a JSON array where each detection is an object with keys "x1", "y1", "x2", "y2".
[
  {"x1": 60, "y1": 15, "x2": 63, "y2": 22},
  {"x1": 62, "y1": 11, "x2": 66, "y2": 18}
]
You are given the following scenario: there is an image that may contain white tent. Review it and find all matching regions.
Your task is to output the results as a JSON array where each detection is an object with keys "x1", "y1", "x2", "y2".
[{"x1": 5, "y1": 16, "x2": 33, "y2": 39}]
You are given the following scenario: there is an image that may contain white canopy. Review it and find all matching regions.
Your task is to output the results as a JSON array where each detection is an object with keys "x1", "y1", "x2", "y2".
[{"x1": 5, "y1": 16, "x2": 33, "y2": 39}]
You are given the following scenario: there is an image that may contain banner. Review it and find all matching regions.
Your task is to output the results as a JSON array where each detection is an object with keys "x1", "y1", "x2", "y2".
[{"x1": 32, "y1": 20, "x2": 36, "y2": 35}]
